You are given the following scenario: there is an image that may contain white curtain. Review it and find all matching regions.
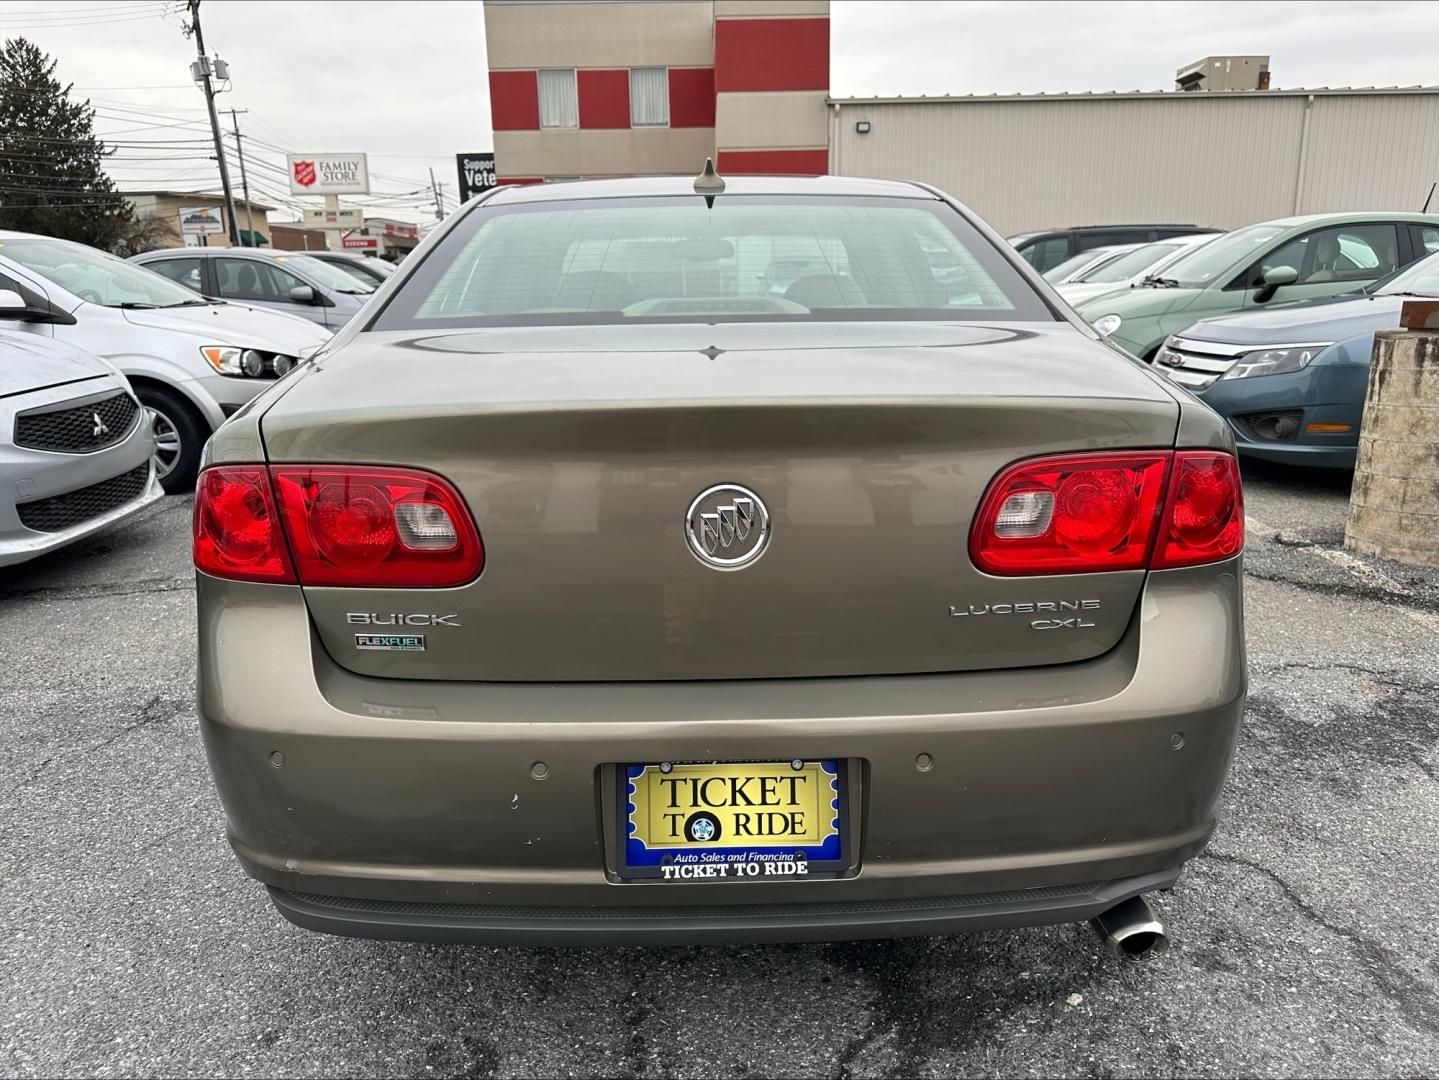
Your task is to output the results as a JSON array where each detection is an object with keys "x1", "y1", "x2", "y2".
[
  {"x1": 538, "y1": 69, "x2": 577, "y2": 128},
  {"x1": 630, "y1": 68, "x2": 669, "y2": 127}
]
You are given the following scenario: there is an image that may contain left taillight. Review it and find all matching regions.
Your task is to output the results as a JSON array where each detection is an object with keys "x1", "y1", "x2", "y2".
[
  {"x1": 193, "y1": 466, "x2": 296, "y2": 583},
  {"x1": 193, "y1": 465, "x2": 483, "y2": 587},
  {"x1": 270, "y1": 465, "x2": 483, "y2": 587}
]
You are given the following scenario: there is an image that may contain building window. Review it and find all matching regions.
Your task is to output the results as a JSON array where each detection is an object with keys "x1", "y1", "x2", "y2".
[
  {"x1": 630, "y1": 68, "x2": 669, "y2": 127},
  {"x1": 538, "y1": 69, "x2": 578, "y2": 128}
]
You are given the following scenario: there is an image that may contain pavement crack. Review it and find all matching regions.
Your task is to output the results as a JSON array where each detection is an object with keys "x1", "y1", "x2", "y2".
[
  {"x1": 14, "y1": 692, "x2": 194, "y2": 787},
  {"x1": 1201, "y1": 849, "x2": 1439, "y2": 1034},
  {"x1": 0, "y1": 577, "x2": 194, "y2": 604},
  {"x1": 1257, "y1": 660, "x2": 1439, "y2": 691},
  {"x1": 1244, "y1": 565, "x2": 1439, "y2": 617},
  {"x1": 832, "y1": 1018, "x2": 883, "y2": 1080}
]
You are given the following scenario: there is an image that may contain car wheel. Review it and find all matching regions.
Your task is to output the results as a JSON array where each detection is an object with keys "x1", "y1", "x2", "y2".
[{"x1": 135, "y1": 386, "x2": 206, "y2": 493}]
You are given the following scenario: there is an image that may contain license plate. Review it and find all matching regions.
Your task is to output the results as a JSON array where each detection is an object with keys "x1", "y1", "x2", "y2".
[{"x1": 620, "y1": 760, "x2": 847, "y2": 881}]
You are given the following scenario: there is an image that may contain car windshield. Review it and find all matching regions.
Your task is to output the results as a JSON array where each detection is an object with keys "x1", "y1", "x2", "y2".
[
  {"x1": 326, "y1": 259, "x2": 388, "y2": 286},
  {"x1": 1372, "y1": 249, "x2": 1439, "y2": 297},
  {"x1": 1159, "y1": 224, "x2": 1287, "y2": 287},
  {"x1": 1077, "y1": 241, "x2": 1183, "y2": 284},
  {"x1": 1042, "y1": 249, "x2": 1113, "y2": 283},
  {"x1": 0, "y1": 238, "x2": 203, "y2": 307},
  {"x1": 276, "y1": 254, "x2": 376, "y2": 294},
  {"x1": 375, "y1": 195, "x2": 1056, "y2": 329}
]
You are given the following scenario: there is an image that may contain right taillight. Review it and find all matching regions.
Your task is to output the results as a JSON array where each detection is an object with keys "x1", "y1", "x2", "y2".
[
  {"x1": 193, "y1": 464, "x2": 483, "y2": 587},
  {"x1": 1151, "y1": 451, "x2": 1244, "y2": 569},
  {"x1": 971, "y1": 449, "x2": 1242, "y2": 575}
]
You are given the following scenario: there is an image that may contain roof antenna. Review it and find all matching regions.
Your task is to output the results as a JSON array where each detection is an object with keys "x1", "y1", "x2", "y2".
[{"x1": 694, "y1": 157, "x2": 725, "y2": 208}]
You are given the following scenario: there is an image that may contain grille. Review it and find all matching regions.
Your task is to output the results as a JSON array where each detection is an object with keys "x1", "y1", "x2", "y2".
[
  {"x1": 14, "y1": 391, "x2": 140, "y2": 453},
  {"x1": 17, "y1": 463, "x2": 150, "y2": 532}
]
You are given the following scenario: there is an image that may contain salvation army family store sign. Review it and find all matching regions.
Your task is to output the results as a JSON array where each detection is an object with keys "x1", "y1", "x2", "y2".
[{"x1": 286, "y1": 153, "x2": 370, "y2": 195}]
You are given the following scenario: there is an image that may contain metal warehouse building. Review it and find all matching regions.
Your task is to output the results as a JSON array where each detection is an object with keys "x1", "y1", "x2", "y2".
[{"x1": 828, "y1": 87, "x2": 1439, "y2": 236}]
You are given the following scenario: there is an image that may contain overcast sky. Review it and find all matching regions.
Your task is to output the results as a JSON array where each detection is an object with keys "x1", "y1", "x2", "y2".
[{"x1": 4, "y1": 0, "x2": 1437, "y2": 225}]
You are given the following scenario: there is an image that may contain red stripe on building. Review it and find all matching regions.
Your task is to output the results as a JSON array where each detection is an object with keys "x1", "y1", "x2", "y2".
[
  {"x1": 578, "y1": 69, "x2": 630, "y2": 129},
  {"x1": 668, "y1": 68, "x2": 716, "y2": 127},
  {"x1": 717, "y1": 148, "x2": 828, "y2": 175},
  {"x1": 497, "y1": 177, "x2": 543, "y2": 186},
  {"x1": 714, "y1": 18, "x2": 829, "y2": 92},
  {"x1": 489, "y1": 70, "x2": 539, "y2": 131}
]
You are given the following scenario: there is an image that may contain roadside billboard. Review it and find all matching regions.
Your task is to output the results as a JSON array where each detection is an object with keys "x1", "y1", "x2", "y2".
[
  {"x1": 178, "y1": 207, "x2": 224, "y2": 235},
  {"x1": 286, "y1": 154, "x2": 370, "y2": 195}
]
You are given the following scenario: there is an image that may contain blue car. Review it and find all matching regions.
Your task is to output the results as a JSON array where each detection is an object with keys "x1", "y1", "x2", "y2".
[{"x1": 1152, "y1": 249, "x2": 1439, "y2": 468}]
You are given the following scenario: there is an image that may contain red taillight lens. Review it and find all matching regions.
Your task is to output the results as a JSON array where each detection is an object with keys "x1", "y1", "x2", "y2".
[
  {"x1": 193, "y1": 465, "x2": 483, "y2": 587},
  {"x1": 270, "y1": 466, "x2": 483, "y2": 587},
  {"x1": 971, "y1": 453, "x2": 1170, "y2": 574},
  {"x1": 971, "y1": 449, "x2": 1243, "y2": 575},
  {"x1": 1153, "y1": 452, "x2": 1244, "y2": 569},
  {"x1": 193, "y1": 466, "x2": 295, "y2": 583}
]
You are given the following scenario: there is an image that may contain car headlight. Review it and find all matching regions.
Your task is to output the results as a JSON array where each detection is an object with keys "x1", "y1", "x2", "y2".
[
  {"x1": 1220, "y1": 345, "x2": 1330, "y2": 381},
  {"x1": 1093, "y1": 314, "x2": 1122, "y2": 338},
  {"x1": 200, "y1": 345, "x2": 297, "y2": 379}
]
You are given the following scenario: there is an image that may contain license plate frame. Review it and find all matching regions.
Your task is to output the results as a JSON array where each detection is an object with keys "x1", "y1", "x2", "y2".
[{"x1": 616, "y1": 759, "x2": 853, "y2": 883}]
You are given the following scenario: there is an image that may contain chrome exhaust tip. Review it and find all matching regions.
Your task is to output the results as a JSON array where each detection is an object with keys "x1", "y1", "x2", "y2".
[{"x1": 1090, "y1": 894, "x2": 1170, "y2": 962}]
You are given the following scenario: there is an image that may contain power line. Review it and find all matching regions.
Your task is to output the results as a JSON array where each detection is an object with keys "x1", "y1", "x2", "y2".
[
  {"x1": 3, "y1": 1, "x2": 170, "y2": 15},
  {"x1": 2, "y1": 9, "x2": 175, "y2": 31}
]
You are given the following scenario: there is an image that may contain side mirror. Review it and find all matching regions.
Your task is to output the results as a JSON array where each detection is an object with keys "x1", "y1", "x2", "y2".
[
  {"x1": 0, "y1": 289, "x2": 27, "y2": 316},
  {"x1": 1262, "y1": 265, "x2": 1299, "y2": 288},
  {"x1": 1255, "y1": 264, "x2": 1298, "y2": 303},
  {"x1": 288, "y1": 284, "x2": 317, "y2": 304}
]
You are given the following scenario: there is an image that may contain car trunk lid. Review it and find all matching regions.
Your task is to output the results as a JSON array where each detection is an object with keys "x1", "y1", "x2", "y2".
[{"x1": 261, "y1": 322, "x2": 1179, "y2": 681}]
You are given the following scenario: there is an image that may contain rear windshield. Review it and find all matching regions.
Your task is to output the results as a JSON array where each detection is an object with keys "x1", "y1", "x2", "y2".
[{"x1": 373, "y1": 195, "x2": 1055, "y2": 329}]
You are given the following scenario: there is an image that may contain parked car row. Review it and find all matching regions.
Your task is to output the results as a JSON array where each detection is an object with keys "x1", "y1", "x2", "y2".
[
  {"x1": 1011, "y1": 211, "x2": 1439, "y2": 468},
  {"x1": 1009, "y1": 222, "x2": 1220, "y2": 273},
  {"x1": 1054, "y1": 233, "x2": 1221, "y2": 306},
  {"x1": 0, "y1": 230, "x2": 341, "y2": 566},
  {"x1": 132, "y1": 247, "x2": 377, "y2": 330}
]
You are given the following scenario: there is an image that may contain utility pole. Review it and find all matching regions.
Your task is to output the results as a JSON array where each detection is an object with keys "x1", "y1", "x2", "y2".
[
  {"x1": 186, "y1": 0, "x2": 240, "y2": 246},
  {"x1": 229, "y1": 108, "x2": 254, "y2": 246},
  {"x1": 428, "y1": 167, "x2": 443, "y2": 221}
]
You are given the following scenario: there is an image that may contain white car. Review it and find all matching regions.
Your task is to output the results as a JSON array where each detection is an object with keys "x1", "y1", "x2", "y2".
[
  {"x1": 0, "y1": 231, "x2": 331, "y2": 491},
  {"x1": 0, "y1": 323, "x2": 162, "y2": 566},
  {"x1": 1039, "y1": 244, "x2": 1139, "y2": 285},
  {"x1": 1055, "y1": 233, "x2": 1224, "y2": 307}
]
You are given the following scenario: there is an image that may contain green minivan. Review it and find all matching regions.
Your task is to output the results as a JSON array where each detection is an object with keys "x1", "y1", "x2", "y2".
[{"x1": 1075, "y1": 212, "x2": 1439, "y2": 360}]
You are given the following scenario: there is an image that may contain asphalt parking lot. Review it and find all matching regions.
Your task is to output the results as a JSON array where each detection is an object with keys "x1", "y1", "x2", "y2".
[{"x1": 3, "y1": 460, "x2": 1437, "y2": 1079}]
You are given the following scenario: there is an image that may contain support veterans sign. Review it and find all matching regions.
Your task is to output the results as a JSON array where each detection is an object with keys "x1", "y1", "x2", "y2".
[{"x1": 456, "y1": 153, "x2": 496, "y2": 203}]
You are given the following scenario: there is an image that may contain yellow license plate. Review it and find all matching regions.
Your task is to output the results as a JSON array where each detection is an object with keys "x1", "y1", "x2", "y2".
[{"x1": 622, "y1": 760, "x2": 843, "y2": 880}]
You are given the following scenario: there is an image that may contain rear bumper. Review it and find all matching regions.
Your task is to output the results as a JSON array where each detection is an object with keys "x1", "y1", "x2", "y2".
[
  {"x1": 197, "y1": 560, "x2": 1245, "y2": 940},
  {"x1": 268, "y1": 868, "x2": 1181, "y2": 946}
]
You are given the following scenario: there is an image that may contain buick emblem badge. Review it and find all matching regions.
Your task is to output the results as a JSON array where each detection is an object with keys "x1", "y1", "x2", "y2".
[{"x1": 685, "y1": 484, "x2": 771, "y2": 571}]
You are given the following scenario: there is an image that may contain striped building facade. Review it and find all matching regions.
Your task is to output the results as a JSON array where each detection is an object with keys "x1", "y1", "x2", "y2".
[{"x1": 483, "y1": 0, "x2": 829, "y2": 184}]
